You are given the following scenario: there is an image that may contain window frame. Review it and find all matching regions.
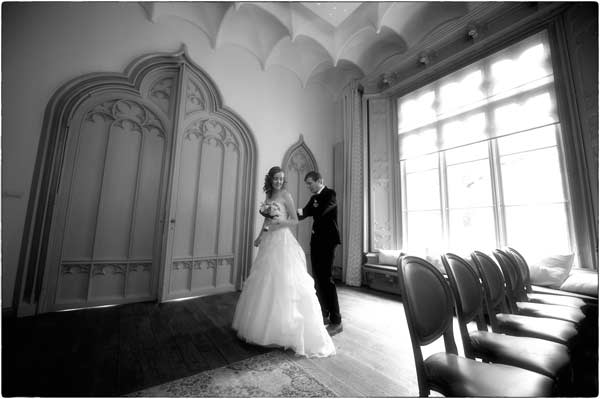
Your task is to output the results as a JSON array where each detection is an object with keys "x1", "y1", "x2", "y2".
[{"x1": 395, "y1": 29, "x2": 578, "y2": 260}]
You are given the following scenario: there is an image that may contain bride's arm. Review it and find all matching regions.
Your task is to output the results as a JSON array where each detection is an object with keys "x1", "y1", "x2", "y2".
[
  {"x1": 254, "y1": 197, "x2": 272, "y2": 246},
  {"x1": 271, "y1": 191, "x2": 298, "y2": 229}
]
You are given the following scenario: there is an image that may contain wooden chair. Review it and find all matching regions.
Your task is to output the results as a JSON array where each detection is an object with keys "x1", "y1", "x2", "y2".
[
  {"x1": 470, "y1": 251, "x2": 579, "y2": 350},
  {"x1": 442, "y1": 253, "x2": 571, "y2": 392},
  {"x1": 492, "y1": 249, "x2": 586, "y2": 326},
  {"x1": 398, "y1": 255, "x2": 555, "y2": 397}
]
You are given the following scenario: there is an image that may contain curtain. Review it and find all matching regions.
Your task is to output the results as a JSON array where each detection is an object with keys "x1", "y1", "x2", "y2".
[{"x1": 341, "y1": 80, "x2": 363, "y2": 286}]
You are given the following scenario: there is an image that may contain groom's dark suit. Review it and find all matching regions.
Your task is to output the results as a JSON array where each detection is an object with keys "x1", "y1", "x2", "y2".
[{"x1": 298, "y1": 186, "x2": 342, "y2": 324}]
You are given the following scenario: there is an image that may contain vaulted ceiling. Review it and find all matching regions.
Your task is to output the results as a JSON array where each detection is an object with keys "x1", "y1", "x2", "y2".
[{"x1": 141, "y1": 2, "x2": 489, "y2": 95}]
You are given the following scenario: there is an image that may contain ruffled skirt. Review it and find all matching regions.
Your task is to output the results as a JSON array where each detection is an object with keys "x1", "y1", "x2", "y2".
[{"x1": 232, "y1": 228, "x2": 335, "y2": 358}]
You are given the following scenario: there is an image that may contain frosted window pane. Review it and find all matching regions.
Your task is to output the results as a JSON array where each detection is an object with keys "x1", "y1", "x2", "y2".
[
  {"x1": 439, "y1": 69, "x2": 484, "y2": 114},
  {"x1": 446, "y1": 142, "x2": 489, "y2": 165},
  {"x1": 505, "y1": 204, "x2": 570, "y2": 257},
  {"x1": 494, "y1": 92, "x2": 556, "y2": 136},
  {"x1": 406, "y1": 211, "x2": 443, "y2": 254},
  {"x1": 448, "y1": 208, "x2": 497, "y2": 253},
  {"x1": 406, "y1": 169, "x2": 440, "y2": 210},
  {"x1": 404, "y1": 153, "x2": 438, "y2": 173},
  {"x1": 491, "y1": 43, "x2": 551, "y2": 96},
  {"x1": 398, "y1": 90, "x2": 436, "y2": 132},
  {"x1": 497, "y1": 125, "x2": 557, "y2": 155},
  {"x1": 447, "y1": 159, "x2": 493, "y2": 208},
  {"x1": 400, "y1": 128, "x2": 437, "y2": 158},
  {"x1": 441, "y1": 112, "x2": 487, "y2": 148},
  {"x1": 500, "y1": 147, "x2": 565, "y2": 205}
]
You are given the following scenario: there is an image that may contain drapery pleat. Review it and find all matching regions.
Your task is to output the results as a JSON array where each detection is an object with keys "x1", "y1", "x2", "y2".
[{"x1": 341, "y1": 80, "x2": 363, "y2": 287}]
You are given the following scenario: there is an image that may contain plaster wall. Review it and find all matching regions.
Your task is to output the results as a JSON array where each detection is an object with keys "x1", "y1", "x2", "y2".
[{"x1": 1, "y1": 2, "x2": 341, "y2": 308}]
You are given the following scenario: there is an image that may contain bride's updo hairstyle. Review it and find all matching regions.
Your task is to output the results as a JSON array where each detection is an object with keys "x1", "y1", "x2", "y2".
[{"x1": 263, "y1": 166, "x2": 287, "y2": 198}]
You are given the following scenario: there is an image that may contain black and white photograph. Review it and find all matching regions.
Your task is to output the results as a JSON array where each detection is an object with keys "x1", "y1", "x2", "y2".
[{"x1": 2, "y1": 1, "x2": 598, "y2": 397}]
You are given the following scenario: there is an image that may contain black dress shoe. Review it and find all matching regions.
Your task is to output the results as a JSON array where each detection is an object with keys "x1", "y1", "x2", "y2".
[{"x1": 326, "y1": 323, "x2": 343, "y2": 336}]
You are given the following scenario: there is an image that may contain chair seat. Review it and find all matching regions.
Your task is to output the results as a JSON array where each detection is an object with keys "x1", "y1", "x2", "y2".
[
  {"x1": 496, "y1": 313, "x2": 578, "y2": 347},
  {"x1": 470, "y1": 330, "x2": 570, "y2": 379},
  {"x1": 532, "y1": 285, "x2": 598, "y2": 303},
  {"x1": 527, "y1": 292, "x2": 587, "y2": 308},
  {"x1": 424, "y1": 352, "x2": 554, "y2": 397},
  {"x1": 516, "y1": 301, "x2": 586, "y2": 324}
]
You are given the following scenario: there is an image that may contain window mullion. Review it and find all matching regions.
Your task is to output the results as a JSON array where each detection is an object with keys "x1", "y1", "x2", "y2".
[
  {"x1": 483, "y1": 58, "x2": 507, "y2": 249},
  {"x1": 400, "y1": 160, "x2": 408, "y2": 250},
  {"x1": 490, "y1": 139, "x2": 506, "y2": 247},
  {"x1": 439, "y1": 152, "x2": 450, "y2": 251},
  {"x1": 434, "y1": 81, "x2": 450, "y2": 251}
]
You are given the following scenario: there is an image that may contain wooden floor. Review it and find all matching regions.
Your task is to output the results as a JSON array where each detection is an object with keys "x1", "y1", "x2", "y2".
[{"x1": 3, "y1": 285, "x2": 598, "y2": 397}]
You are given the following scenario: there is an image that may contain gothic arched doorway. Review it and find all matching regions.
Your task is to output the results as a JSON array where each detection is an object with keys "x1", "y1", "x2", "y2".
[
  {"x1": 282, "y1": 135, "x2": 319, "y2": 274},
  {"x1": 18, "y1": 49, "x2": 257, "y2": 315}
]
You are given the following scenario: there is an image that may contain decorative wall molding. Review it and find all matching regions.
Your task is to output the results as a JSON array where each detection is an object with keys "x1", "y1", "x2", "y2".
[
  {"x1": 149, "y1": 77, "x2": 174, "y2": 103},
  {"x1": 184, "y1": 118, "x2": 239, "y2": 152},
  {"x1": 282, "y1": 134, "x2": 318, "y2": 175},
  {"x1": 367, "y1": 97, "x2": 397, "y2": 251},
  {"x1": 172, "y1": 257, "x2": 232, "y2": 271},
  {"x1": 92, "y1": 264, "x2": 127, "y2": 276},
  {"x1": 185, "y1": 79, "x2": 207, "y2": 115},
  {"x1": 61, "y1": 264, "x2": 91, "y2": 275},
  {"x1": 373, "y1": 221, "x2": 392, "y2": 249},
  {"x1": 364, "y1": 2, "x2": 568, "y2": 95},
  {"x1": 86, "y1": 99, "x2": 165, "y2": 137}
]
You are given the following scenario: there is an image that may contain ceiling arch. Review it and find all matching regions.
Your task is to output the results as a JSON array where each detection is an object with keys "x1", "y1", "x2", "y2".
[
  {"x1": 142, "y1": 2, "x2": 482, "y2": 96},
  {"x1": 266, "y1": 35, "x2": 336, "y2": 87}
]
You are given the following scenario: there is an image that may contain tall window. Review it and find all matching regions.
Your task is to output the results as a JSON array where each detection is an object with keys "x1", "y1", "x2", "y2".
[{"x1": 398, "y1": 31, "x2": 573, "y2": 260}]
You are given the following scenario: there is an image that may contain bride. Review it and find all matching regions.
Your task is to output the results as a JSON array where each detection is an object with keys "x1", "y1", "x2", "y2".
[{"x1": 232, "y1": 166, "x2": 336, "y2": 358}]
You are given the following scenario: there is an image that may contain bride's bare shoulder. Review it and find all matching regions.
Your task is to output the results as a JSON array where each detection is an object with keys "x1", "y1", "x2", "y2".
[{"x1": 280, "y1": 190, "x2": 295, "y2": 201}]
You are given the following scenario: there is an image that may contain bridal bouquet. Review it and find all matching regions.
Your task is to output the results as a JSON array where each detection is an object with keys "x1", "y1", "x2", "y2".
[{"x1": 259, "y1": 201, "x2": 282, "y2": 231}]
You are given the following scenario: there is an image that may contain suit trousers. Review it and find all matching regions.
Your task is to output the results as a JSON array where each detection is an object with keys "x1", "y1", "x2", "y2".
[{"x1": 310, "y1": 240, "x2": 341, "y2": 324}]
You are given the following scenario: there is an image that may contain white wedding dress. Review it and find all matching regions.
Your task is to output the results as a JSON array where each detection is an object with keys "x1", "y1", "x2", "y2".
[{"x1": 232, "y1": 200, "x2": 336, "y2": 358}]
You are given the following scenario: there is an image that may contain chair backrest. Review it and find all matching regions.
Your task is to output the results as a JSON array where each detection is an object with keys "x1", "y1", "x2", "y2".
[
  {"x1": 441, "y1": 253, "x2": 488, "y2": 358},
  {"x1": 471, "y1": 251, "x2": 510, "y2": 331},
  {"x1": 494, "y1": 249, "x2": 528, "y2": 306},
  {"x1": 398, "y1": 256, "x2": 459, "y2": 396},
  {"x1": 506, "y1": 247, "x2": 533, "y2": 292}
]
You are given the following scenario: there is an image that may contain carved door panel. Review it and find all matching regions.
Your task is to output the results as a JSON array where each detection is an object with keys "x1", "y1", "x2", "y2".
[
  {"x1": 282, "y1": 136, "x2": 318, "y2": 275},
  {"x1": 40, "y1": 77, "x2": 174, "y2": 312},
  {"x1": 28, "y1": 51, "x2": 255, "y2": 315},
  {"x1": 161, "y1": 66, "x2": 243, "y2": 300}
]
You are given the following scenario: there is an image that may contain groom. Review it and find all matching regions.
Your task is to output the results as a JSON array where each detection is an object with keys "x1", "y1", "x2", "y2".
[{"x1": 298, "y1": 171, "x2": 342, "y2": 336}]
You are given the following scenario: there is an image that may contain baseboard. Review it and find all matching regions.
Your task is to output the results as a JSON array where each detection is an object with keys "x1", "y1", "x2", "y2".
[
  {"x1": 2, "y1": 306, "x2": 16, "y2": 318},
  {"x1": 362, "y1": 270, "x2": 402, "y2": 296}
]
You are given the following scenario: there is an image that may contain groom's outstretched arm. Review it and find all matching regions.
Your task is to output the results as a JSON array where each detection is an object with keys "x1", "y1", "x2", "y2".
[{"x1": 298, "y1": 198, "x2": 313, "y2": 220}]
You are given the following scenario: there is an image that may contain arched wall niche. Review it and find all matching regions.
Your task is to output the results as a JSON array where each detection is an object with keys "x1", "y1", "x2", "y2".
[
  {"x1": 17, "y1": 46, "x2": 257, "y2": 316},
  {"x1": 282, "y1": 134, "x2": 318, "y2": 274}
]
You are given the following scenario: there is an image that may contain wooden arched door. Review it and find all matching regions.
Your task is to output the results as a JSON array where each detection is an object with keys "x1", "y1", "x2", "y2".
[
  {"x1": 282, "y1": 135, "x2": 318, "y2": 274},
  {"x1": 160, "y1": 65, "x2": 255, "y2": 300},
  {"x1": 25, "y1": 50, "x2": 256, "y2": 314}
]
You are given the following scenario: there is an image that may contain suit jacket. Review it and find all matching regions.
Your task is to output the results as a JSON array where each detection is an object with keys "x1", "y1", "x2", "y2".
[{"x1": 298, "y1": 186, "x2": 341, "y2": 246}]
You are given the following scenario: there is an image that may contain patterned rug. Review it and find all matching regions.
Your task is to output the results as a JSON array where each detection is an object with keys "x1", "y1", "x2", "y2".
[{"x1": 128, "y1": 350, "x2": 336, "y2": 397}]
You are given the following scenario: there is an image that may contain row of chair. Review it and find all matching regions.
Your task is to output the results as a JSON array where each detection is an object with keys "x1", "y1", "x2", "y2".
[{"x1": 398, "y1": 247, "x2": 596, "y2": 397}]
